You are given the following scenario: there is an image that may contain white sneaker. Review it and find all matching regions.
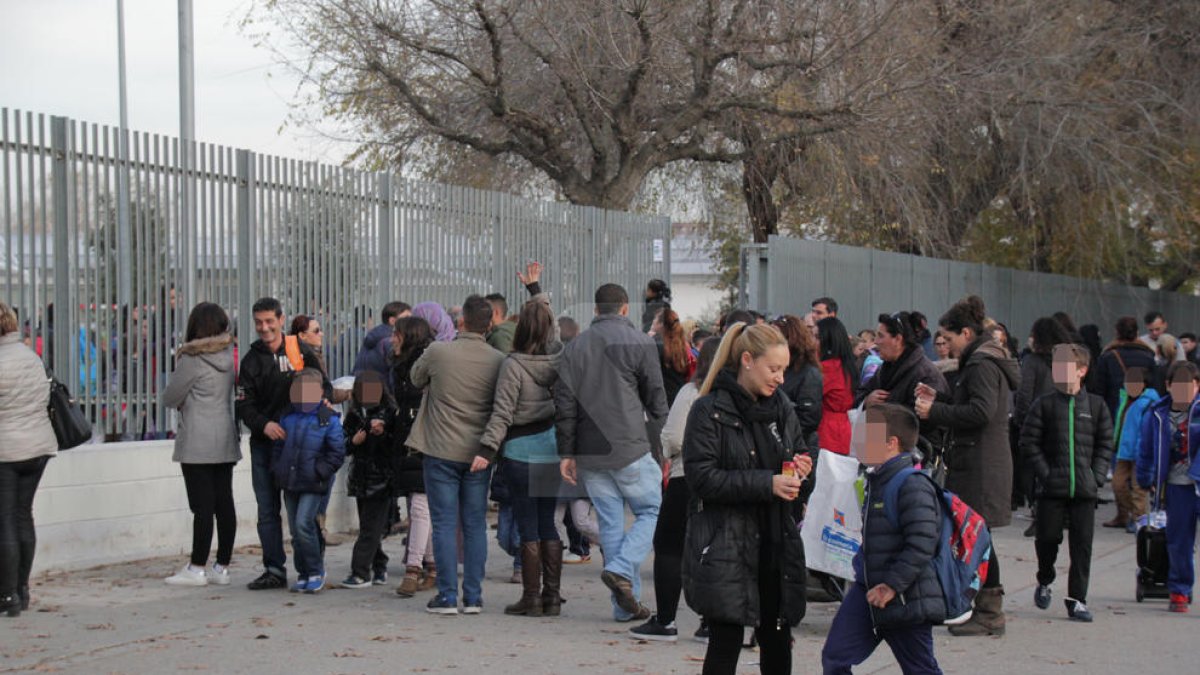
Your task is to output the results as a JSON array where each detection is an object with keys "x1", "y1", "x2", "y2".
[
  {"x1": 165, "y1": 565, "x2": 208, "y2": 587},
  {"x1": 208, "y1": 565, "x2": 231, "y2": 586}
]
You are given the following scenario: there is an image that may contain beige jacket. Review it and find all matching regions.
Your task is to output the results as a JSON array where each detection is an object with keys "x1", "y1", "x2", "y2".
[
  {"x1": 0, "y1": 333, "x2": 58, "y2": 462},
  {"x1": 405, "y1": 332, "x2": 506, "y2": 464}
]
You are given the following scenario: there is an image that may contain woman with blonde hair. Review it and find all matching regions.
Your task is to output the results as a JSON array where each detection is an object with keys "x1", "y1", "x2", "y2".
[{"x1": 682, "y1": 322, "x2": 813, "y2": 674}]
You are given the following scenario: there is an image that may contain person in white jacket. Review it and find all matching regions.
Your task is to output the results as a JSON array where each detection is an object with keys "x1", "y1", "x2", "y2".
[
  {"x1": 629, "y1": 338, "x2": 720, "y2": 642},
  {"x1": 0, "y1": 302, "x2": 58, "y2": 617}
]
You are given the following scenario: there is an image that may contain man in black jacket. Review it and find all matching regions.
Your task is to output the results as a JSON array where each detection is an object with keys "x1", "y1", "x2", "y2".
[
  {"x1": 1021, "y1": 344, "x2": 1113, "y2": 622},
  {"x1": 822, "y1": 404, "x2": 943, "y2": 674},
  {"x1": 236, "y1": 297, "x2": 327, "y2": 590}
]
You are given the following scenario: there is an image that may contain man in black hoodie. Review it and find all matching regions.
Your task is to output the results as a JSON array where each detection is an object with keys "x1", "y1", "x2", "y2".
[{"x1": 236, "y1": 297, "x2": 327, "y2": 590}]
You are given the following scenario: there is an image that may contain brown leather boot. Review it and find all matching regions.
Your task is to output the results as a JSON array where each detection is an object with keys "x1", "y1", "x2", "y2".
[
  {"x1": 948, "y1": 586, "x2": 1006, "y2": 637},
  {"x1": 505, "y1": 542, "x2": 543, "y2": 616},
  {"x1": 395, "y1": 566, "x2": 422, "y2": 598},
  {"x1": 540, "y1": 539, "x2": 565, "y2": 616},
  {"x1": 417, "y1": 564, "x2": 437, "y2": 592}
]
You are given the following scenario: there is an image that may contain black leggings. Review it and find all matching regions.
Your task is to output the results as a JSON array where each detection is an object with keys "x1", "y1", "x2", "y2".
[
  {"x1": 704, "y1": 563, "x2": 792, "y2": 675},
  {"x1": 652, "y1": 477, "x2": 689, "y2": 624},
  {"x1": 0, "y1": 456, "x2": 49, "y2": 596},
  {"x1": 181, "y1": 463, "x2": 237, "y2": 567}
]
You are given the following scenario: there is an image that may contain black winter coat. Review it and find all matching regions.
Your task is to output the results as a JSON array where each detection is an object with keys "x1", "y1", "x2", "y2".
[
  {"x1": 856, "y1": 454, "x2": 946, "y2": 628},
  {"x1": 235, "y1": 339, "x2": 327, "y2": 442},
  {"x1": 1013, "y1": 352, "x2": 1053, "y2": 432},
  {"x1": 1020, "y1": 390, "x2": 1114, "y2": 500},
  {"x1": 344, "y1": 405, "x2": 399, "y2": 499},
  {"x1": 391, "y1": 351, "x2": 428, "y2": 495},
  {"x1": 1089, "y1": 341, "x2": 1158, "y2": 420},
  {"x1": 857, "y1": 346, "x2": 949, "y2": 439},
  {"x1": 682, "y1": 375, "x2": 809, "y2": 628},
  {"x1": 927, "y1": 338, "x2": 1020, "y2": 527},
  {"x1": 781, "y1": 364, "x2": 823, "y2": 451}
]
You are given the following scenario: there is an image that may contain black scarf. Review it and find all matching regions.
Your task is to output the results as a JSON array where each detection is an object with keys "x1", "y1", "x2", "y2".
[{"x1": 711, "y1": 369, "x2": 790, "y2": 561}]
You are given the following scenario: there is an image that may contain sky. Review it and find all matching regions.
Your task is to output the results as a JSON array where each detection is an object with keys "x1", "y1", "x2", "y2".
[{"x1": 0, "y1": 0, "x2": 351, "y2": 164}]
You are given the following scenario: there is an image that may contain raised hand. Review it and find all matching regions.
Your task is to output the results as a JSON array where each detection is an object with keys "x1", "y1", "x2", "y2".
[{"x1": 518, "y1": 261, "x2": 543, "y2": 286}]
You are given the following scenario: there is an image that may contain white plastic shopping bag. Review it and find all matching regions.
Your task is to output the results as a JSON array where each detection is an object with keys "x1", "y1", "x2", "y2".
[{"x1": 801, "y1": 449, "x2": 863, "y2": 581}]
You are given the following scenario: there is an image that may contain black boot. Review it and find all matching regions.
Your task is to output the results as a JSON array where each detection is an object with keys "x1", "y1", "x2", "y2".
[
  {"x1": 1, "y1": 595, "x2": 20, "y2": 618},
  {"x1": 540, "y1": 539, "x2": 564, "y2": 616},
  {"x1": 17, "y1": 585, "x2": 29, "y2": 611},
  {"x1": 504, "y1": 542, "x2": 543, "y2": 616}
]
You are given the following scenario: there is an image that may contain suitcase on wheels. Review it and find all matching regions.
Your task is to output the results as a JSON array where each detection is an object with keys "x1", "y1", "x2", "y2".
[{"x1": 1135, "y1": 522, "x2": 1170, "y2": 602}]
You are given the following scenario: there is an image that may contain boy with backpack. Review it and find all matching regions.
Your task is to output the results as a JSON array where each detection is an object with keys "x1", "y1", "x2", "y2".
[
  {"x1": 273, "y1": 370, "x2": 345, "y2": 594},
  {"x1": 1020, "y1": 344, "x2": 1114, "y2": 622},
  {"x1": 821, "y1": 403, "x2": 944, "y2": 674},
  {"x1": 1104, "y1": 367, "x2": 1159, "y2": 533}
]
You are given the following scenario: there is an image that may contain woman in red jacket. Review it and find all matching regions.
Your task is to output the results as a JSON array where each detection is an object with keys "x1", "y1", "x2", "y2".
[{"x1": 817, "y1": 317, "x2": 858, "y2": 454}]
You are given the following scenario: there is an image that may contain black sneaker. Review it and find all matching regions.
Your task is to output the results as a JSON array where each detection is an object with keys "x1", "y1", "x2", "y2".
[
  {"x1": 1034, "y1": 584, "x2": 1052, "y2": 610},
  {"x1": 1023, "y1": 522, "x2": 1037, "y2": 538},
  {"x1": 629, "y1": 614, "x2": 678, "y2": 642},
  {"x1": 426, "y1": 594, "x2": 459, "y2": 615},
  {"x1": 372, "y1": 570, "x2": 388, "y2": 586},
  {"x1": 247, "y1": 571, "x2": 287, "y2": 591},
  {"x1": 1065, "y1": 598, "x2": 1093, "y2": 622},
  {"x1": 341, "y1": 574, "x2": 371, "y2": 589},
  {"x1": 693, "y1": 621, "x2": 710, "y2": 644}
]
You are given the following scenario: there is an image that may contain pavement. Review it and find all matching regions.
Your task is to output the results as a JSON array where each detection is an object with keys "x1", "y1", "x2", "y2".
[{"x1": 1, "y1": 496, "x2": 1196, "y2": 675}]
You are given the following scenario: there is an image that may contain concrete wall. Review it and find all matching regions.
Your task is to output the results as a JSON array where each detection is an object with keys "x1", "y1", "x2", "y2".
[{"x1": 32, "y1": 439, "x2": 356, "y2": 572}]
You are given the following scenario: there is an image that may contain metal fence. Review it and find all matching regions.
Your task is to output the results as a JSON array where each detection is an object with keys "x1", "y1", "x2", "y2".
[
  {"x1": 741, "y1": 236, "x2": 1200, "y2": 341},
  {"x1": 1, "y1": 108, "x2": 670, "y2": 440}
]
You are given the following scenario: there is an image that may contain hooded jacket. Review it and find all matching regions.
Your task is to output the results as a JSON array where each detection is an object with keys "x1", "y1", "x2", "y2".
[
  {"x1": 352, "y1": 323, "x2": 396, "y2": 388},
  {"x1": 162, "y1": 334, "x2": 240, "y2": 464},
  {"x1": 855, "y1": 453, "x2": 945, "y2": 628},
  {"x1": 926, "y1": 338, "x2": 1021, "y2": 526},
  {"x1": 1020, "y1": 389, "x2": 1114, "y2": 500},
  {"x1": 1116, "y1": 389, "x2": 1160, "y2": 463},
  {"x1": 0, "y1": 333, "x2": 57, "y2": 463},
  {"x1": 857, "y1": 345, "x2": 950, "y2": 439},
  {"x1": 236, "y1": 337, "x2": 326, "y2": 442},
  {"x1": 1137, "y1": 394, "x2": 1200, "y2": 489},
  {"x1": 272, "y1": 406, "x2": 346, "y2": 494},
  {"x1": 554, "y1": 313, "x2": 669, "y2": 471},
  {"x1": 479, "y1": 346, "x2": 562, "y2": 460},
  {"x1": 681, "y1": 370, "x2": 808, "y2": 628}
]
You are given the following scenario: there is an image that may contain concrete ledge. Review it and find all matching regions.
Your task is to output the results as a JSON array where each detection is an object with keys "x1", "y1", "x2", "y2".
[{"x1": 32, "y1": 439, "x2": 356, "y2": 571}]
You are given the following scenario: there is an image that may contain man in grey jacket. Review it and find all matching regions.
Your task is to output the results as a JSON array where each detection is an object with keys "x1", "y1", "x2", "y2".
[
  {"x1": 556, "y1": 283, "x2": 669, "y2": 622},
  {"x1": 406, "y1": 295, "x2": 506, "y2": 615}
]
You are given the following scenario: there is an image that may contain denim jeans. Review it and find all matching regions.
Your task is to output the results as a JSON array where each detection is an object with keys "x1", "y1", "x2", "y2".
[
  {"x1": 250, "y1": 440, "x2": 286, "y2": 578},
  {"x1": 503, "y1": 459, "x2": 562, "y2": 544},
  {"x1": 283, "y1": 491, "x2": 325, "y2": 580},
  {"x1": 424, "y1": 456, "x2": 492, "y2": 604},
  {"x1": 496, "y1": 504, "x2": 522, "y2": 568},
  {"x1": 1166, "y1": 483, "x2": 1200, "y2": 596},
  {"x1": 580, "y1": 453, "x2": 662, "y2": 620},
  {"x1": 0, "y1": 456, "x2": 50, "y2": 597}
]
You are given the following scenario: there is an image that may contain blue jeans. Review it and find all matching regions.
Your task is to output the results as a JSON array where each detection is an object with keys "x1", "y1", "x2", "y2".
[
  {"x1": 1166, "y1": 483, "x2": 1200, "y2": 596},
  {"x1": 424, "y1": 456, "x2": 493, "y2": 605},
  {"x1": 497, "y1": 504, "x2": 522, "y2": 569},
  {"x1": 283, "y1": 491, "x2": 325, "y2": 580},
  {"x1": 250, "y1": 440, "x2": 286, "y2": 578},
  {"x1": 503, "y1": 459, "x2": 562, "y2": 544},
  {"x1": 580, "y1": 453, "x2": 662, "y2": 620},
  {"x1": 822, "y1": 583, "x2": 942, "y2": 674}
]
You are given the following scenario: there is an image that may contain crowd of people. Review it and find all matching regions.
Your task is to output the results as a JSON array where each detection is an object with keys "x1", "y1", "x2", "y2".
[{"x1": 2, "y1": 272, "x2": 1200, "y2": 674}]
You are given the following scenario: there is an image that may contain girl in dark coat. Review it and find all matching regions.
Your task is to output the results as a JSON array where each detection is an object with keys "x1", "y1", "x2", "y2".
[
  {"x1": 341, "y1": 371, "x2": 398, "y2": 588},
  {"x1": 390, "y1": 316, "x2": 437, "y2": 597},
  {"x1": 917, "y1": 296, "x2": 1020, "y2": 637},
  {"x1": 682, "y1": 322, "x2": 813, "y2": 675}
]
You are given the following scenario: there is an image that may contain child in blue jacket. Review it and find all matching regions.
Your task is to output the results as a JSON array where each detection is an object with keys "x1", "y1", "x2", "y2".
[
  {"x1": 822, "y1": 404, "x2": 943, "y2": 674},
  {"x1": 1105, "y1": 367, "x2": 1159, "y2": 532},
  {"x1": 273, "y1": 370, "x2": 345, "y2": 594},
  {"x1": 1137, "y1": 361, "x2": 1200, "y2": 613}
]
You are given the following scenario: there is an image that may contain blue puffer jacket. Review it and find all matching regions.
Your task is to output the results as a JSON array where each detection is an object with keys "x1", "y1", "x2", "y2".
[
  {"x1": 273, "y1": 407, "x2": 346, "y2": 494},
  {"x1": 1115, "y1": 390, "x2": 1160, "y2": 462},
  {"x1": 1136, "y1": 395, "x2": 1200, "y2": 489},
  {"x1": 853, "y1": 453, "x2": 945, "y2": 628}
]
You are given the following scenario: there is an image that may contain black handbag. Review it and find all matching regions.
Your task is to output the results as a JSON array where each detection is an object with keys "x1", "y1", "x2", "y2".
[{"x1": 45, "y1": 367, "x2": 92, "y2": 449}]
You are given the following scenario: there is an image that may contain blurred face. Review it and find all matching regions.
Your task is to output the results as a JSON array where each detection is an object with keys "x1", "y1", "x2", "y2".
[
  {"x1": 1169, "y1": 377, "x2": 1199, "y2": 409},
  {"x1": 934, "y1": 335, "x2": 951, "y2": 359},
  {"x1": 254, "y1": 310, "x2": 283, "y2": 346},
  {"x1": 1181, "y1": 337, "x2": 1197, "y2": 354},
  {"x1": 939, "y1": 327, "x2": 975, "y2": 359},
  {"x1": 812, "y1": 303, "x2": 833, "y2": 321},
  {"x1": 738, "y1": 344, "x2": 789, "y2": 399},
  {"x1": 803, "y1": 313, "x2": 818, "y2": 338},
  {"x1": 1147, "y1": 317, "x2": 1167, "y2": 340},
  {"x1": 858, "y1": 331, "x2": 876, "y2": 351},
  {"x1": 356, "y1": 373, "x2": 384, "y2": 406},
  {"x1": 298, "y1": 320, "x2": 323, "y2": 349},
  {"x1": 290, "y1": 377, "x2": 323, "y2": 411},
  {"x1": 1124, "y1": 372, "x2": 1146, "y2": 399},
  {"x1": 876, "y1": 323, "x2": 904, "y2": 362},
  {"x1": 1052, "y1": 347, "x2": 1085, "y2": 395},
  {"x1": 859, "y1": 410, "x2": 901, "y2": 467},
  {"x1": 992, "y1": 328, "x2": 1006, "y2": 348}
]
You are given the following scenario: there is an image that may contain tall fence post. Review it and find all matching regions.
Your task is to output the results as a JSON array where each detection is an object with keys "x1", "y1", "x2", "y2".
[
  {"x1": 378, "y1": 173, "x2": 393, "y2": 308},
  {"x1": 235, "y1": 149, "x2": 254, "y2": 358},
  {"x1": 492, "y1": 191, "x2": 505, "y2": 293},
  {"x1": 50, "y1": 116, "x2": 71, "y2": 382}
]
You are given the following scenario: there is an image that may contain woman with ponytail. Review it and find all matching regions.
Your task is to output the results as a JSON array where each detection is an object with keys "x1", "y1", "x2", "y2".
[
  {"x1": 682, "y1": 323, "x2": 813, "y2": 674},
  {"x1": 915, "y1": 296, "x2": 1020, "y2": 637},
  {"x1": 817, "y1": 317, "x2": 858, "y2": 455},
  {"x1": 654, "y1": 306, "x2": 697, "y2": 406}
]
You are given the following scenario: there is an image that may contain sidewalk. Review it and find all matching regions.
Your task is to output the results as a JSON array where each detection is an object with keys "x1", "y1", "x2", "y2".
[{"x1": 1, "y1": 501, "x2": 1195, "y2": 674}]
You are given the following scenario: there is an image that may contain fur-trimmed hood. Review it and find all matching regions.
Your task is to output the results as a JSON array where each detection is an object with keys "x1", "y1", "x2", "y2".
[{"x1": 175, "y1": 334, "x2": 234, "y2": 371}]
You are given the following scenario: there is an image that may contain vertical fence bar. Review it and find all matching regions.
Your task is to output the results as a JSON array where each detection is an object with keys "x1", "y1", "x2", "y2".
[
  {"x1": 50, "y1": 116, "x2": 71, "y2": 385},
  {"x1": 236, "y1": 149, "x2": 254, "y2": 358}
]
